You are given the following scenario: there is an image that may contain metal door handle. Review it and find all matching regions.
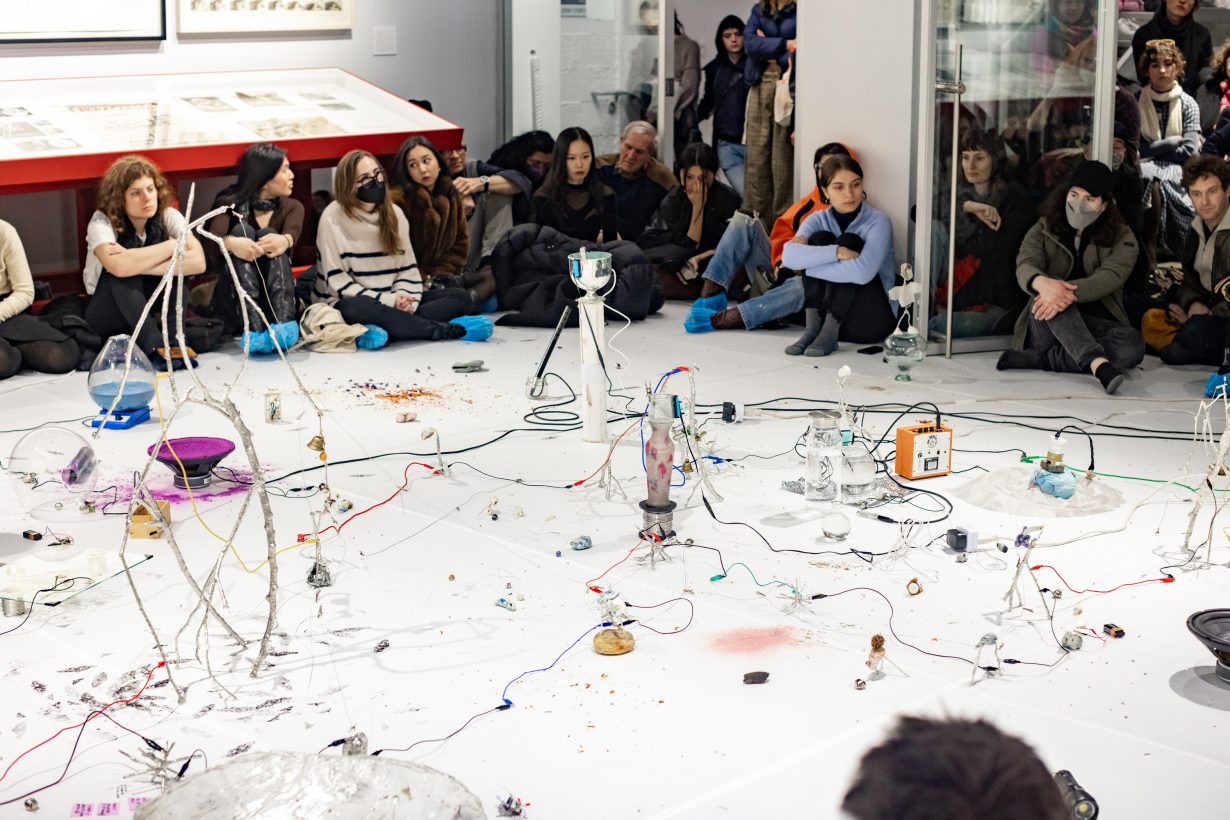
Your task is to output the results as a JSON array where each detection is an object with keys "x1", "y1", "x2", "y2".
[{"x1": 936, "y1": 79, "x2": 966, "y2": 94}]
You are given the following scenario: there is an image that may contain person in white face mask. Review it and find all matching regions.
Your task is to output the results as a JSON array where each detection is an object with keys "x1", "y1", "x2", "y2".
[{"x1": 998, "y1": 161, "x2": 1145, "y2": 394}]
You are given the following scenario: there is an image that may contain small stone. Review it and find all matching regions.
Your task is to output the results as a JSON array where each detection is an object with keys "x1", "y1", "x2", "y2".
[
  {"x1": 854, "y1": 678, "x2": 867, "y2": 690},
  {"x1": 516, "y1": 593, "x2": 525, "y2": 601},
  {"x1": 395, "y1": 411, "x2": 417, "y2": 423},
  {"x1": 448, "y1": 574, "x2": 455, "y2": 581},
  {"x1": 23, "y1": 797, "x2": 38, "y2": 812},
  {"x1": 555, "y1": 551, "x2": 562, "y2": 557},
  {"x1": 570, "y1": 535, "x2": 593, "y2": 551},
  {"x1": 373, "y1": 640, "x2": 390, "y2": 653},
  {"x1": 306, "y1": 561, "x2": 332, "y2": 588},
  {"x1": 743, "y1": 671, "x2": 769, "y2": 684},
  {"x1": 593, "y1": 627, "x2": 635, "y2": 655}
]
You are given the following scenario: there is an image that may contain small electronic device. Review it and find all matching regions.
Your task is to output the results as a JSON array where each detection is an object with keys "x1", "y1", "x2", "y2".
[
  {"x1": 894, "y1": 420, "x2": 952, "y2": 480},
  {"x1": 1054, "y1": 769, "x2": 1098, "y2": 819},
  {"x1": 1103, "y1": 623, "x2": 1125, "y2": 638},
  {"x1": 945, "y1": 527, "x2": 975, "y2": 552},
  {"x1": 721, "y1": 401, "x2": 744, "y2": 423},
  {"x1": 22, "y1": 530, "x2": 42, "y2": 541}
]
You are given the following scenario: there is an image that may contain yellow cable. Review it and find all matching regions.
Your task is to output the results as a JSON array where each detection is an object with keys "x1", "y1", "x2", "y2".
[{"x1": 152, "y1": 373, "x2": 315, "y2": 573}]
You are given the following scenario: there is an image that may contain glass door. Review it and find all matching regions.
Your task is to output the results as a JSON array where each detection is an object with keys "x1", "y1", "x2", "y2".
[
  {"x1": 914, "y1": 0, "x2": 1118, "y2": 355},
  {"x1": 507, "y1": 0, "x2": 674, "y2": 163}
]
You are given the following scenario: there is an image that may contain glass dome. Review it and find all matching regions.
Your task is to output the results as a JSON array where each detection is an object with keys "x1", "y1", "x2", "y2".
[
  {"x1": 7, "y1": 427, "x2": 101, "y2": 522},
  {"x1": 87, "y1": 334, "x2": 156, "y2": 414}
]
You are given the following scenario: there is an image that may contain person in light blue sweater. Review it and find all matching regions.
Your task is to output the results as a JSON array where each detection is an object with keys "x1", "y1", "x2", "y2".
[{"x1": 686, "y1": 154, "x2": 898, "y2": 356}]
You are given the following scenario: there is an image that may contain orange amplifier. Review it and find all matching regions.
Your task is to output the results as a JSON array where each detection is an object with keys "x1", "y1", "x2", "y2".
[{"x1": 894, "y1": 421, "x2": 952, "y2": 480}]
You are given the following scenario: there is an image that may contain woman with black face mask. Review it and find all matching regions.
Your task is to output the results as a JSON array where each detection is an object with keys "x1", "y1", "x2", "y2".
[
  {"x1": 311, "y1": 150, "x2": 490, "y2": 345},
  {"x1": 998, "y1": 161, "x2": 1145, "y2": 394}
]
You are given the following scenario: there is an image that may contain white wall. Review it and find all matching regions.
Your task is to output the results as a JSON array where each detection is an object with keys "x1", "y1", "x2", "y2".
[
  {"x1": 794, "y1": 0, "x2": 918, "y2": 266},
  {"x1": 0, "y1": 0, "x2": 502, "y2": 273}
]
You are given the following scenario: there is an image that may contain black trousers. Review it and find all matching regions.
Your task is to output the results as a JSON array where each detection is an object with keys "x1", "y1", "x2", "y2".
[
  {"x1": 802, "y1": 277, "x2": 898, "y2": 344},
  {"x1": 210, "y1": 225, "x2": 296, "y2": 333},
  {"x1": 0, "y1": 312, "x2": 79, "y2": 380},
  {"x1": 1172, "y1": 313, "x2": 1230, "y2": 366},
  {"x1": 335, "y1": 289, "x2": 471, "y2": 342},
  {"x1": 84, "y1": 272, "x2": 184, "y2": 355},
  {"x1": 1026, "y1": 307, "x2": 1145, "y2": 373}
]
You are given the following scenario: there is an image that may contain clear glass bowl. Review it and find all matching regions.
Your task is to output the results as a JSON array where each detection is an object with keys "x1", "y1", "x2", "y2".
[
  {"x1": 87, "y1": 334, "x2": 156, "y2": 413},
  {"x1": 841, "y1": 443, "x2": 878, "y2": 496},
  {"x1": 884, "y1": 330, "x2": 925, "y2": 382}
]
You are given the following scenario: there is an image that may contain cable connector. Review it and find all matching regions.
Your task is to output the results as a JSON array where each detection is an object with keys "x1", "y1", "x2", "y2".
[
  {"x1": 143, "y1": 737, "x2": 165, "y2": 753},
  {"x1": 498, "y1": 699, "x2": 513, "y2": 711},
  {"x1": 810, "y1": 593, "x2": 829, "y2": 600},
  {"x1": 709, "y1": 574, "x2": 726, "y2": 582}
]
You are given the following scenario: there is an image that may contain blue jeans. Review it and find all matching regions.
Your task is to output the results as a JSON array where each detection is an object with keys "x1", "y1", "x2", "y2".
[
  {"x1": 703, "y1": 211, "x2": 801, "y2": 329},
  {"x1": 717, "y1": 140, "x2": 746, "y2": 198}
]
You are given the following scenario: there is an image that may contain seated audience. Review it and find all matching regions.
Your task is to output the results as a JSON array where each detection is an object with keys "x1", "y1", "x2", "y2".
[
  {"x1": 688, "y1": 142, "x2": 851, "y2": 312},
  {"x1": 841, "y1": 716, "x2": 1068, "y2": 820},
  {"x1": 698, "y1": 14, "x2": 749, "y2": 196},
  {"x1": 1152, "y1": 155, "x2": 1230, "y2": 364},
  {"x1": 443, "y1": 141, "x2": 532, "y2": 278},
  {"x1": 390, "y1": 136, "x2": 493, "y2": 309},
  {"x1": 998, "y1": 160, "x2": 1144, "y2": 394},
  {"x1": 933, "y1": 129, "x2": 1034, "y2": 338},
  {"x1": 488, "y1": 130, "x2": 555, "y2": 193},
  {"x1": 83, "y1": 155, "x2": 207, "y2": 360},
  {"x1": 0, "y1": 219, "x2": 78, "y2": 379},
  {"x1": 531, "y1": 127, "x2": 617, "y2": 243},
  {"x1": 689, "y1": 154, "x2": 897, "y2": 358},
  {"x1": 1195, "y1": 36, "x2": 1230, "y2": 134},
  {"x1": 1138, "y1": 39, "x2": 1201, "y2": 265},
  {"x1": 640, "y1": 141, "x2": 741, "y2": 298},
  {"x1": 595, "y1": 121, "x2": 679, "y2": 242},
  {"x1": 312, "y1": 150, "x2": 489, "y2": 345},
  {"x1": 1132, "y1": 0, "x2": 1213, "y2": 96},
  {"x1": 204, "y1": 143, "x2": 302, "y2": 350}
]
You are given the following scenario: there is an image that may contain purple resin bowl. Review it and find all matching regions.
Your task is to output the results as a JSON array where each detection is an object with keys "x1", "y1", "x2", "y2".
[{"x1": 147, "y1": 437, "x2": 236, "y2": 489}]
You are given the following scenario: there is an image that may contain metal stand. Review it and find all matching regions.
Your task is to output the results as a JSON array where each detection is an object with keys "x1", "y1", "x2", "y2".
[{"x1": 639, "y1": 500, "x2": 676, "y2": 541}]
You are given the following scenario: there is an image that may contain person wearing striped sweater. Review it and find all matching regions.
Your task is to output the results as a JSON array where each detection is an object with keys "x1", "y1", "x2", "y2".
[{"x1": 313, "y1": 149, "x2": 489, "y2": 344}]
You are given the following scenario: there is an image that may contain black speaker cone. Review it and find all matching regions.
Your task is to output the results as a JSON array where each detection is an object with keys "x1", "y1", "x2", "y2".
[{"x1": 1187, "y1": 609, "x2": 1230, "y2": 683}]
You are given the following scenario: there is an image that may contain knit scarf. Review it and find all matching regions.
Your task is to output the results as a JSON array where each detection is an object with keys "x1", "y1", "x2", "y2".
[{"x1": 1139, "y1": 82, "x2": 1185, "y2": 142}]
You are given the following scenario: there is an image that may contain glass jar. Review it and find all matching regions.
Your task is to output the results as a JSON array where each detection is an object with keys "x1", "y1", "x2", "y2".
[
  {"x1": 644, "y1": 393, "x2": 677, "y2": 509},
  {"x1": 87, "y1": 334, "x2": 156, "y2": 413},
  {"x1": 883, "y1": 329, "x2": 925, "y2": 382},
  {"x1": 805, "y1": 410, "x2": 842, "y2": 503},
  {"x1": 840, "y1": 442, "x2": 878, "y2": 497}
]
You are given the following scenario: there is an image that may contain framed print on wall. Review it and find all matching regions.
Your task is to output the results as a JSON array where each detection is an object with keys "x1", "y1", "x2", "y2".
[
  {"x1": 0, "y1": 1, "x2": 166, "y2": 44},
  {"x1": 176, "y1": 0, "x2": 355, "y2": 35}
]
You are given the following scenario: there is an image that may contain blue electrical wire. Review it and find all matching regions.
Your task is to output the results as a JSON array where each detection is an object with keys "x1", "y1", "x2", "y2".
[{"x1": 500, "y1": 623, "x2": 604, "y2": 704}]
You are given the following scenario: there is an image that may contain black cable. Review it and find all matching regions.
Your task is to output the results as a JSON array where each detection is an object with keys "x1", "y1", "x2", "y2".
[
  {"x1": 0, "y1": 578, "x2": 92, "y2": 637},
  {"x1": 625, "y1": 597, "x2": 695, "y2": 635},
  {"x1": 371, "y1": 702, "x2": 510, "y2": 756},
  {"x1": 1056, "y1": 425, "x2": 1096, "y2": 472},
  {"x1": 447, "y1": 460, "x2": 571, "y2": 490},
  {"x1": 811, "y1": 586, "x2": 976, "y2": 667}
]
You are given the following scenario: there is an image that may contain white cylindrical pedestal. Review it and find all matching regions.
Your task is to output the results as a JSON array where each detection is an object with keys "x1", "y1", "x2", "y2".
[{"x1": 578, "y1": 294, "x2": 607, "y2": 443}]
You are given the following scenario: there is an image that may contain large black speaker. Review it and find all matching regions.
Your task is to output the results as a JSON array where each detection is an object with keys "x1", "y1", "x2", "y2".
[{"x1": 1187, "y1": 609, "x2": 1230, "y2": 683}]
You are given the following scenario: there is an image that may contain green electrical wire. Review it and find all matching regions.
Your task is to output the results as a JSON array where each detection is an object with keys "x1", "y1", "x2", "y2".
[
  {"x1": 710, "y1": 562, "x2": 797, "y2": 594},
  {"x1": 1020, "y1": 455, "x2": 1229, "y2": 493}
]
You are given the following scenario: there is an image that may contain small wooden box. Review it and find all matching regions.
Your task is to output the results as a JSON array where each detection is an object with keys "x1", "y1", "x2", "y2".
[{"x1": 130, "y1": 499, "x2": 171, "y2": 540}]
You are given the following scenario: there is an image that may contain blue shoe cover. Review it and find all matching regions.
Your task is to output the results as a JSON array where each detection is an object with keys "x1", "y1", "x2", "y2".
[
  {"x1": 684, "y1": 306, "x2": 717, "y2": 333},
  {"x1": 692, "y1": 292, "x2": 728, "y2": 313},
  {"x1": 1206, "y1": 371, "x2": 1230, "y2": 398},
  {"x1": 270, "y1": 320, "x2": 299, "y2": 351},
  {"x1": 242, "y1": 329, "x2": 274, "y2": 355},
  {"x1": 357, "y1": 324, "x2": 389, "y2": 350},
  {"x1": 449, "y1": 315, "x2": 493, "y2": 342}
]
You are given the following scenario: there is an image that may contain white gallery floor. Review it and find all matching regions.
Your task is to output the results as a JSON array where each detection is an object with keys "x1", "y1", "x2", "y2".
[{"x1": 1, "y1": 301, "x2": 1227, "y2": 819}]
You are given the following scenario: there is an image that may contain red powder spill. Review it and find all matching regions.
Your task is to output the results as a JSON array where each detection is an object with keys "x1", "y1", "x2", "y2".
[{"x1": 711, "y1": 626, "x2": 802, "y2": 654}]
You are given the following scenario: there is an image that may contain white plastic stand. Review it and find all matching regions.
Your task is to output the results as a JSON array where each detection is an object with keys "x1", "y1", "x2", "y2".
[{"x1": 578, "y1": 293, "x2": 608, "y2": 443}]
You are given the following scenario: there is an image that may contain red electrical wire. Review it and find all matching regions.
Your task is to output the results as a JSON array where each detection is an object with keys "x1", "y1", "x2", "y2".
[
  {"x1": 0, "y1": 661, "x2": 164, "y2": 786},
  {"x1": 1030, "y1": 564, "x2": 1175, "y2": 596},
  {"x1": 584, "y1": 536, "x2": 647, "y2": 592},
  {"x1": 570, "y1": 418, "x2": 642, "y2": 489},
  {"x1": 306, "y1": 461, "x2": 437, "y2": 540}
]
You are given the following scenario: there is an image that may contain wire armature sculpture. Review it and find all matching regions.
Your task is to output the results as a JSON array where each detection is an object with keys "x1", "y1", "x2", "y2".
[{"x1": 97, "y1": 185, "x2": 337, "y2": 701}]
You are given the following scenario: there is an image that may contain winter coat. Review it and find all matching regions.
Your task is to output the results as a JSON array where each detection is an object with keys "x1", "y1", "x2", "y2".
[
  {"x1": 948, "y1": 182, "x2": 1035, "y2": 313},
  {"x1": 699, "y1": 53, "x2": 749, "y2": 144},
  {"x1": 639, "y1": 180, "x2": 742, "y2": 271},
  {"x1": 490, "y1": 224, "x2": 663, "y2": 327},
  {"x1": 1012, "y1": 218, "x2": 1137, "y2": 349},
  {"x1": 744, "y1": 2, "x2": 797, "y2": 86},
  {"x1": 394, "y1": 175, "x2": 469, "y2": 280},
  {"x1": 1178, "y1": 205, "x2": 1230, "y2": 314},
  {"x1": 1131, "y1": 8, "x2": 1213, "y2": 95}
]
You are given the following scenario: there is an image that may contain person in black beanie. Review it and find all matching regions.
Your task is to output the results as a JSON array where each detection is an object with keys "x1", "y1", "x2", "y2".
[
  {"x1": 698, "y1": 14, "x2": 749, "y2": 197},
  {"x1": 999, "y1": 160, "x2": 1145, "y2": 394},
  {"x1": 1131, "y1": 0, "x2": 1212, "y2": 95}
]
